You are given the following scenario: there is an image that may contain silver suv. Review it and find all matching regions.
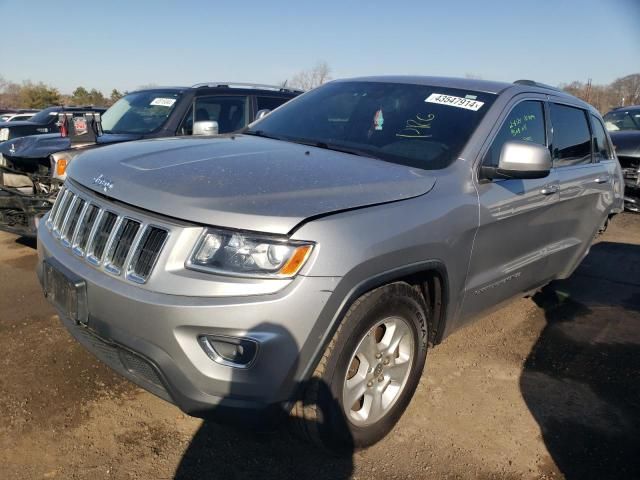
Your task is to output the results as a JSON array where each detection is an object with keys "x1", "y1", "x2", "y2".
[{"x1": 37, "y1": 77, "x2": 624, "y2": 450}]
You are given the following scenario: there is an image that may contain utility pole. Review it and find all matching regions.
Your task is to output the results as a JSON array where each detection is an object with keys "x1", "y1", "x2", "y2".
[{"x1": 585, "y1": 78, "x2": 592, "y2": 103}]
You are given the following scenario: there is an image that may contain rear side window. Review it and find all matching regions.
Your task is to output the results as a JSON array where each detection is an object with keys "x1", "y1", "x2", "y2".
[
  {"x1": 550, "y1": 103, "x2": 592, "y2": 167},
  {"x1": 484, "y1": 100, "x2": 546, "y2": 167},
  {"x1": 591, "y1": 115, "x2": 613, "y2": 161},
  {"x1": 256, "y1": 96, "x2": 290, "y2": 112}
]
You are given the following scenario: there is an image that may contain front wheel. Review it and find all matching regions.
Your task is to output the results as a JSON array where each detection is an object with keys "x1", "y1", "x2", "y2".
[{"x1": 292, "y1": 282, "x2": 429, "y2": 451}]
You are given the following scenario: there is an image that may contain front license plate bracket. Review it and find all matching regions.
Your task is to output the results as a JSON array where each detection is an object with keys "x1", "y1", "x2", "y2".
[{"x1": 43, "y1": 257, "x2": 88, "y2": 325}]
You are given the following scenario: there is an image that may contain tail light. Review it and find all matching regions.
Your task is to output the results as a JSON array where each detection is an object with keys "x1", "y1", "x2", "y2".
[{"x1": 59, "y1": 115, "x2": 69, "y2": 137}]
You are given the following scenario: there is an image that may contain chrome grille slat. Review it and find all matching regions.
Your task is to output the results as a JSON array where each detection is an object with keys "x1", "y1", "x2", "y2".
[
  {"x1": 52, "y1": 190, "x2": 73, "y2": 233},
  {"x1": 46, "y1": 186, "x2": 66, "y2": 229},
  {"x1": 84, "y1": 209, "x2": 105, "y2": 262},
  {"x1": 104, "y1": 218, "x2": 140, "y2": 275},
  {"x1": 130, "y1": 227, "x2": 168, "y2": 282},
  {"x1": 70, "y1": 202, "x2": 91, "y2": 253},
  {"x1": 58, "y1": 195, "x2": 78, "y2": 241},
  {"x1": 61, "y1": 198, "x2": 85, "y2": 247},
  {"x1": 122, "y1": 224, "x2": 148, "y2": 279},
  {"x1": 46, "y1": 185, "x2": 167, "y2": 283},
  {"x1": 88, "y1": 212, "x2": 119, "y2": 265}
]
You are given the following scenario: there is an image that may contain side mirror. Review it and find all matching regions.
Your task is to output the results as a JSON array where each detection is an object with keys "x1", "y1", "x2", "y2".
[
  {"x1": 193, "y1": 120, "x2": 219, "y2": 136},
  {"x1": 255, "y1": 109, "x2": 271, "y2": 120},
  {"x1": 483, "y1": 140, "x2": 552, "y2": 180}
]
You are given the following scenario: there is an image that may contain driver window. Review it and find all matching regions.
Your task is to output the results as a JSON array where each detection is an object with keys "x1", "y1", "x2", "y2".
[
  {"x1": 484, "y1": 100, "x2": 546, "y2": 167},
  {"x1": 178, "y1": 96, "x2": 248, "y2": 135}
]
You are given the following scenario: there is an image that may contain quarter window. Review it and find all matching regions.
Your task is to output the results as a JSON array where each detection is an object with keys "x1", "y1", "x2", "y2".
[
  {"x1": 484, "y1": 100, "x2": 546, "y2": 167},
  {"x1": 591, "y1": 115, "x2": 613, "y2": 161},
  {"x1": 256, "y1": 96, "x2": 290, "y2": 112},
  {"x1": 550, "y1": 103, "x2": 592, "y2": 167}
]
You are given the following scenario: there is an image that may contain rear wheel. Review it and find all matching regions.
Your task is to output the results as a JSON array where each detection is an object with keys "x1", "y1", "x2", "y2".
[{"x1": 292, "y1": 282, "x2": 429, "y2": 451}]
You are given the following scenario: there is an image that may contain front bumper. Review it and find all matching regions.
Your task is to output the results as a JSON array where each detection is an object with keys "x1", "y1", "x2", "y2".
[
  {"x1": 0, "y1": 186, "x2": 53, "y2": 237},
  {"x1": 623, "y1": 181, "x2": 639, "y2": 213},
  {"x1": 0, "y1": 165, "x2": 58, "y2": 237},
  {"x1": 37, "y1": 222, "x2": 341, "y2": 422}
]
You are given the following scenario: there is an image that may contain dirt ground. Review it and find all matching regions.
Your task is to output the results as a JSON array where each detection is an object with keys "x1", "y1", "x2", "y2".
[{"x1": 0, "y1": 214, "x2": 638, "y2": 480}]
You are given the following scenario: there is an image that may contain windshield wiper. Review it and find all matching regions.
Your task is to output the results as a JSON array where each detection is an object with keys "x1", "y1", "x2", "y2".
[
  {"x1": 244, "y1": 131, "x2": 381, "y2": 160},
  {"x1": 242, "y1": 130, "x2": 287, "y2": 141},
  {"x1": 298, "y1": 140, "x2": 381, "y2": 160}
]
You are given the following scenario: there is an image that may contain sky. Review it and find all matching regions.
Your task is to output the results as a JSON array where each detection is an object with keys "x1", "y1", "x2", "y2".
[{"x1": 1, "y1": 0, "x2": 639, "y2": 94}]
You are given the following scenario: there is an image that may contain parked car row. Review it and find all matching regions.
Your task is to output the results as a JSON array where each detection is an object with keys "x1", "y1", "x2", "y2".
[
  {"x1": 32, "y1": 76, "x2": 624, "y2": 451},
  {"x1": 0, "y1": 83, "x2": 302, "y2": 236},
  {"x1": 0, "y1": 108, "x2": 40, "y2": 123}
]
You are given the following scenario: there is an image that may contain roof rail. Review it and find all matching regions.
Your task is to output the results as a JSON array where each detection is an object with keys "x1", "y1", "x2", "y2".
[
  {"x1": 191, "y1": 82, "x2": 304, "y2": 93},
  {"x1": 513, "y1": 79, "x2": 563, "y2": 93}
]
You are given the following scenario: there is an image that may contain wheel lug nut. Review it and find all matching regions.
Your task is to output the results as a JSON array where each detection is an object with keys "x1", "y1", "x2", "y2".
[
  {"x1": 383, "y1": 358, "x2": 390, "y2": 365},
  {"x1": 367, "y1": 381, "x2": 374, "y2": 387},
  {"x1": 375, "y1": 353, "x2": 382, "y2": 359},
  {"x1": 378, "y1": 376, "x2": 384, "y2": 382}
]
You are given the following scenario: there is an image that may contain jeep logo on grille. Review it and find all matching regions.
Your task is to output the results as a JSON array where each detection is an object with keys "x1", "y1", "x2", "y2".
[{"x1": 92, "y1": 174, "x2": 114, "y2": 193}]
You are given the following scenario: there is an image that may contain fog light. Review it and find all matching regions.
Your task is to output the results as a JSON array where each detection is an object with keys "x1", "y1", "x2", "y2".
[{"x1": 198, "y1": 335, "x2": 258, "y2": 368}]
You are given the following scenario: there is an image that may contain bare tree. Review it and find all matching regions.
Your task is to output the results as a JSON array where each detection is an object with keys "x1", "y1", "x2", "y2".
[
  {"x1": 288, "y1": 62, "x2": 332, "y2": 91},
  {"x1": 610, "y1": 74, "x2": 640, "y2": 106}
]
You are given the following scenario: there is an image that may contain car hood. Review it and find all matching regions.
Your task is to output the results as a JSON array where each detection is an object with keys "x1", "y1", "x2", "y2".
[
  {"x1": 610, "y1": 130, "x2": 640, "y2": 158},
  {"x1": 68, "y1": 135, "x2": 437, "y2": 234},
  {"x1": 0, "y1": 132, "x2": 143, "y2": 158}
]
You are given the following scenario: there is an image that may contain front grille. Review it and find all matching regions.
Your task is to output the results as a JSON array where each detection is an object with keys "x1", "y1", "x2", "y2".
[{"x1": 46, "y1": 186, "x2": 168, "y2": 283}]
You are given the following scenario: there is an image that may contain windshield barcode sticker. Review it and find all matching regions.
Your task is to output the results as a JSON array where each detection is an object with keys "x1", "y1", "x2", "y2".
[
  {"x1": 150, "y1": 98, "x2": 176, "y2": 107},
  {"x1": 425, "y1": 93, "x2": 484, "y2": 111}
]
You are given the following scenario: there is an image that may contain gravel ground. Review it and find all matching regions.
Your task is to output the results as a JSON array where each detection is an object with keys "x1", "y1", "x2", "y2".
[{"x1": 0, "y1": 213, "x2": 638, "y2": 480}]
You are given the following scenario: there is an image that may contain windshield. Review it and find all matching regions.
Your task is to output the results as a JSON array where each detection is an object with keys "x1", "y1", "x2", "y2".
[
  {"x1": 604, "y1": 109, "x2": 640, "y2": 131},
  {"x1": 28, "y1": 107, "x2": 60, "y2": 124},
  {"x1": 101, "y1": 90, "x2": 182, "y2": 134},
  {"x1": 246, "y1": 81, "x2": 496, "y2": 169}
]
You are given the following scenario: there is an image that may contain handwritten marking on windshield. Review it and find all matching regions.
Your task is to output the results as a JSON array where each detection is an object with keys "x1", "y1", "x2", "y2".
[{"x1": 396, "y1": 113, "x2": 435, "y2": 138}]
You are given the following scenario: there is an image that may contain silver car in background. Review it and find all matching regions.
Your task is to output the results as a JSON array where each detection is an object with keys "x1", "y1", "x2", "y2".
[{"x1": 37, "y1": 77, "x2": 623, "y2": 451}]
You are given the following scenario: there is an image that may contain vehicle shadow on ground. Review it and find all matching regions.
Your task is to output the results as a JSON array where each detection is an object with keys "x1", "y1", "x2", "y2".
[
  {"x1": 174, "y1": 322, "x2": 354, "y2": 480},
  {"x1": 15, "y1": 235, "x2": 37, "y2": 249},
  {"x1": 520, "y1": 241, "x2": 640, "y2": 479}
]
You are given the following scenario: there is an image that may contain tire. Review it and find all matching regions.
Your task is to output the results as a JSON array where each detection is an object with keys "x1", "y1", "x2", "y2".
[{"x1": 292, "y1": 282, "x2": 429, "y2": 452}]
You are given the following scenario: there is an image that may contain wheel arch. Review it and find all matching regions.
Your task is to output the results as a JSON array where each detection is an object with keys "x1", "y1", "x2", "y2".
[{"x1": 299, "y1": 260, "x2": 451, "y2": 388}]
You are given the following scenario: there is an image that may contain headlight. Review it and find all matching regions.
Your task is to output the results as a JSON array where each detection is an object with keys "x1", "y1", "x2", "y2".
[
  {"x1": 0, "y1": 128, "x2": 9, "y2": 141},
  {"x1": 187, "y1": 228, "x2": 314, "y2": 278},
  {"x1": 50, "y1": 150, "x2": 80, "y2": 179}
]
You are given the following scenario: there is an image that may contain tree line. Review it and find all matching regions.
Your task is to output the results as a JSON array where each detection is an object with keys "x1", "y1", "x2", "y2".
[
  {"x1": 561, "y1": 73, "x2": 640, "y2": 113},
  {"x1": 0, "y1": 76, "x2": 124, "y2": 109},
  {"x1": 1, "y1": 68, "x2": 639, "y2": 113}
]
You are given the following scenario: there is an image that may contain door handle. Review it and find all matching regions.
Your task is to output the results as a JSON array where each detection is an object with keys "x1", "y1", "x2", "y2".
[
  {"x1": 594, "y1": 175, "x2": 610, "y2": 184},
  {"x1": 540, "y1": 184, "x2": 559, "y2": 195}
]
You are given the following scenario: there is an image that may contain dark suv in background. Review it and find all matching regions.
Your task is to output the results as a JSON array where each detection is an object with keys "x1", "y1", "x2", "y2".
[
  {"x1": 604, "y1": 105, "x2": 640, "y2": 211},
  {"x1": 0, "y1": 106, "x2": 106, "y2": 144},
  {"x1": 0, "y1": 83, "x2": 302, "y2": 236}
]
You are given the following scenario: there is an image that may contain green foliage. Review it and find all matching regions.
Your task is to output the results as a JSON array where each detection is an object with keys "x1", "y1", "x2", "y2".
[
  {"x1": 110, "y1": 89, "x2": 123, "y2": 103},
  {"x1": 70, "y1": 86, "x2": 107, "y2": 106},
  {"x1": 18, "y1": 81, "x2": 61, "y2": 108}
]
